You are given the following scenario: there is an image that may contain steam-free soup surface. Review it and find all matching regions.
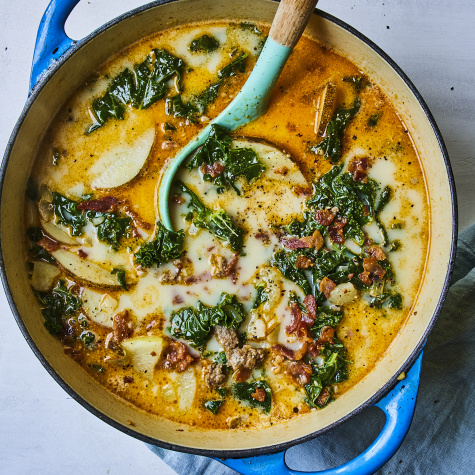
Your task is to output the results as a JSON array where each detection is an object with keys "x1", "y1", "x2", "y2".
[{"x1": 25, "y1": 21, "x2": 428, "y2": 430}]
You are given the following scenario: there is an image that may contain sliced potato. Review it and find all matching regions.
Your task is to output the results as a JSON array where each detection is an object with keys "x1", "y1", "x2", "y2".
[
  {"x1": 176, "y1": 368, "x2": 197, "y2": 411},
  {"x1": 80, "y1": 287, "x2": 118, "y2": 328},
  {"x1": 52, "y1": 248, "x2": 121, "y2": 287},
  {"x1": 328, "y1": 282, "x2": 358, "y2": 306},
  {"x1": 30, "y1": 261, "x2": 60, "y2": 292},
  {"x1": 42, "y1": 220, "x2": 79, "y2": 245},
  {"x1": 314, "y1": 82, "x2": 337, "y2": 136},
  {"x1": 90, "y1": 128, "x2": 155, "y2": 189},
  {"x1": 121, "y1": 336, "x2": 165, "y2": 380}
]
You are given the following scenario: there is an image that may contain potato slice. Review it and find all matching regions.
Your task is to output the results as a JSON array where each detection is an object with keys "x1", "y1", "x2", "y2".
[
  {"x1": 52, "y1": 248, "x2": 121, "y2": 287},
  {"x1": 90, "y1": 128, "x2": 155, "y2": 189},
  {"x1": 80, "y1": 287, "x2": 118, "y2": 328},
  {"x1": 176, "y1": 368, "x2": 197, "y2": 411},
  {"x1": 30, "y1": 261, "x2": 60, "y2": 292},
  {"x1": 42, "y1": 220, "x2": 79, "y2": 245},
  {"x1": 314, "y1": 82, "x2": 336, "y2": 136},
  {"x1": 121, "y1": 336, "x2": 164, "y2": 380},
  {"x1": 328, "y1": 282, "x2": 358, "y2": 306}
]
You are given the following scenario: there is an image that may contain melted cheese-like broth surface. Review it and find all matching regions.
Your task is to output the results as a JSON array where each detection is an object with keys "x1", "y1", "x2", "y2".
[{"x1": 27, "y1": 21, "x2": 428, "y2": 429}]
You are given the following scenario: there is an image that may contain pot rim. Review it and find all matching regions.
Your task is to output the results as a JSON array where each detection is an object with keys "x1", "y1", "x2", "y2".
[{"x1": 0, "y1": 0, "x2": 458, "y2": 459}]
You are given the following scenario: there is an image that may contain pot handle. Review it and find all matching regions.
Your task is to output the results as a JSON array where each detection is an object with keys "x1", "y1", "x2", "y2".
[
  {"x1": 30, "y1": 0, "x2": 81, "y2": 91},
  {"x1": 217, "y1": 351, "x2": 423, "y2": 475}
]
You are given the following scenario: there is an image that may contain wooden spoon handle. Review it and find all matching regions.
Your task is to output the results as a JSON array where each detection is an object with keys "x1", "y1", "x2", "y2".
[{"x1": 269, "y1": 0, "x2": 319, "y2": 49}]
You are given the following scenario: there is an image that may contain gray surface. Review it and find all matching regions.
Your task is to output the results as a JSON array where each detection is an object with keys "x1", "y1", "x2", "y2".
[{"x1": 0, "y1": 0, "x2": 473, "y2": 474}]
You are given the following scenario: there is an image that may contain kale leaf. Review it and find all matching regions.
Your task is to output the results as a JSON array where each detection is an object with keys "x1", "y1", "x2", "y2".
[
  {"x1": 177, "y1": 181, "x2": 245, "y2": 252},
  {"x1": 342, "y1": 75, "x2": 370, "y2": 94},
  {"x1": 111, "y1": 268, "x2": 128, "y2": 291},
  {"x1": 219, "y1": 52, "x2": 248, "y2": 78},
  {"x1": 270, "y1": 250, "x2": 312, "y2": 295},
  {"x1": 88, "y1": 49, "x2": 184, "y2": 133},
  {"x1": 186, "y1": 124, "x2": 266, "y2": 195},
  {"x1": 375, "y1": 185, "x2": 391, "y2": 246},
  {"x1": 252, "y1": 284, "x2": 269, "y2": 309},
  {"x1": 170, "y1": 293, "x2": 246, "y2": 348},
  {"x1": 52, "y1": 192, "x2": 87, "y2": 236},
  {"x1": 165, "y1": 95, "x2": 199, "y2": 123},
  {"x1": 310, "y1": 306, "x2": 344, "y2": 338},
  {"x1": 134, "y1": 221, "x2": 184, "y2": 268},
  {"x1": 35, "y1": 281, "x2": 82, "y2": 334},
  {"x1": 85, "y1": 212, "x2": 131, "y2": 250},
  {"x1": 204, "y1": 399, "x2": 224, "y2": 415},
  {"x1": 189, "y1": 34, "x2": 219, "y2": 53},
  {"x1": 311, "y1": 98, "x2": 361, "y2": 163},
  {"x1": 367, "y1": 111, "x2": 382, "y2": 127},
  {"x1": 232, "y1": 380, "x2": 272, "y2": 413}
]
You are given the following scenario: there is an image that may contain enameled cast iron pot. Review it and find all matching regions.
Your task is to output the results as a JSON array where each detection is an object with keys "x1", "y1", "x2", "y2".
[{"x1": 0, "y1": 1, "x2": 457, "y2": 473}]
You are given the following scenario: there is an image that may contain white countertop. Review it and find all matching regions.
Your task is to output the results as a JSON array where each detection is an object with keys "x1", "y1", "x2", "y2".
[{"x1": 1, "y1": 1, "x2": 474, "y2": 474}]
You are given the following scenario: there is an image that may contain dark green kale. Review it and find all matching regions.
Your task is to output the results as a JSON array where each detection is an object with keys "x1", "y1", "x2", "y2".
[
  {"x1": 111, "y1": 268, "x2": 128, "y2": 291},
  {"x1": 52, "y1": 192, "x2": 87, "y2": 236},
  {"x1": 270, "y1": 250, "x2": 312, "y2": 295},
  {"x1": 176, "y1": 181, "x2": 245, "y2": 252},
  {"x1": 219, "y1": 51, "x2": 248, "y2": 78},
  {"x1": 204, "y1": 399, "x2": 224, "y2": 415},
  {"x1": 35, "y1": 282, "x2": 82, "y2": 334},
  {"x1": 86, "y1": 213, "x2": 131, "y2": 250},
  {"x1": 189, "y1": 34, "x2": 220, "y2": 53},
  {"x1": 239, "y1": 22, "x2": 262, "y2": 35},
  {"x1": 387, "y1": 293, "x2": 403, "y2": 310},
  {"x1": 26, "y1": 178, "x2": 38, "y2": 201},
  {"x1": 194, "y1": 81, "x2": 222, "y2": 114},
  {"x1": 389, "y1": 240, "x2": 402, "y2": 252},
  {"x1": 252, "y1": 284, "x2": 269, "y2": 309},
  {"x1": 343, "y1": 75, "x2": 370, "y2": 94},
  {"x1": 367, "y1": 111, "x2": 382, "y2": 127},
  {"x1": 310, "y1": 306, "x2": 344, "y2": 338},
  {"x1": 375, "y1": 185, "x2": 391, "y2": 246},
  {"x1": 214, "y1": 351, "x2": 228, "y2": 366},
  {"x1": 165, "y1": 95, "x2": 199, "y2": 123},
  {"x1": 87, "y1": 49, "x2": 184, "y2": 133},
  {"x1": 216, "y1": 387, "x2": 227, "y2": 398},
  {"x1": 186, "y1": 124, "x2": 266, "y2": 195},
  {"x1": 134, "y1": 221, "x2": 184, "y2": 268},
  {"x1": 170, "y1": 293, "x2": 246, "y2": 348},
  {"x1": 80, "y1": 331, "x2": 95, "y2": 349},
  {"x1": 232, "y1": 380, "x2": 272, "y2": 413},
  {"x1": 29, "y1": 245, "x2": 55, "y2": 263},
  {"x1": 27, "y1": 227, "x2": 43, "y2": 242},
  {"x1": 311, "y1": 98, "x2": 361, "y2": 163},
  {"x1": 305, "y1": 339, "x2": 349, "y2": 408},
  {"x1": 164, "y1": 122, "x2": 176, "y2": 131}
]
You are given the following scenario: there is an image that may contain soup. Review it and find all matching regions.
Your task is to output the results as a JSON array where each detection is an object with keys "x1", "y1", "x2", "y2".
[{"x1": 25, "y1": 21, "x2": 428, "y2": 430}]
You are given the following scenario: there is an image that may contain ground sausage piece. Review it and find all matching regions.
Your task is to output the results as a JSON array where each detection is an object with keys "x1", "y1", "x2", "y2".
[
  {"x1": 113, "y1": 310, "x2": 133, "y2": 343},
  {"x1": 214, "y1": 326, "x2": 240, "y2": 353},
  {"x1": 251, "y1": 388, "x2": 267, "y2": 402},
  {"x1": 202, "y1": 363, "x2": 227, "y2": 388},
  {"x1": 77, "y1": 196, "x2": 119, "y2": 212},
  {"x1": 367, "y1": 245, "x2": 386, "y2": 261},
  {"x1": 362, "y1": 257, "x2": 386, "y2": 282},
  {"x1": 320, "y1": 276, "x2": 336, "y2": 299},
  {"x1": 227, "y1": 345, "x2": 265, "y2": 371},
  {"x1": 315, "y1": 209, "x2": 335, "y2": 225},
  {"x1": 210, "y1": 253, "x2": 239, "y2": 280},
  {"x1": 164, "y1": 340, "x2": 195, "y2": 372},
  {"x1": 287, "y1": 361, "x2": 313, "y2": 386}
]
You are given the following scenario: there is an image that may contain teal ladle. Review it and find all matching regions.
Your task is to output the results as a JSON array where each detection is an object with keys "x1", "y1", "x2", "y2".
[{"x1": 158, "y1": 0, "x2": 319, "y2": 229}]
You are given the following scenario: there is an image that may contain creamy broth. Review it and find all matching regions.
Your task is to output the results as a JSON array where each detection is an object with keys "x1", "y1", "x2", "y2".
[{"x1": 25, "y1": 21, "x2": 428, "y2": 430}]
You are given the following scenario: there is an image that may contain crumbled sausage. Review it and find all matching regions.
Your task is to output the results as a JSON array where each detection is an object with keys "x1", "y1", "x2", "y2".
[
  {"x1": 163, "y1": 340, "x2": 195, "y2": 372},
  {"x1": 214, "y1": 326, "x2": 240, "y2": 353},
  {"x1": 227, "y1": 345, "x2": 265, "y2": 371},
  {"x1": 367, "y1": 245, "x2": 386, "y2": 261},
  {"x1": 348, "y1": 156, "x2": 370, "y2": 182},
  {"x1": 202, "y1": 363, "x2": 227, "y2": 388},
  {"x1": 303, "y1": 294, "x2": 317, "y2": 321},
  {"x1": 113, "y1": 310, "x2": 133, "y2": 343},
  {"x1": 210, "y1": 253, "x2": 239, "y2": 281},
  {"x1": 361, "y1": 257, "x2": 386, "y2": 283},
  {"x1": 251, "y1": 388, "x2": 266, "y2": 402}
]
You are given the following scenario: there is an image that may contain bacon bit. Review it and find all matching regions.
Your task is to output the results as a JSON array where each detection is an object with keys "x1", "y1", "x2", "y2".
[
  {"x1": 113, "y1": 310, "x2": 133, "y2": 343},
  {"x1": 295, "y1": 254, "x2": 313, "y2": 269},
  {"x1": 282, "y1": 237, "x2": 311, "y2": 249},
  {"x1": 311, "y1": 230, "x2": 324, "y2": 251},
  {"x1": 272, "y1": 343, "x2": 308, "y2": 362},
  {"x1": 287, "y1": 361, "x2": 313, "y2": 386},
  {"x1": 201, "y1": 162, "x2": 225, "y2": 178},
  {"x1": 358, "y1": 271, "x2": 372, "y2": 285},
  {"x1": 251, "y1": 388, "x2": 267, "y2": 402},
  {"x1": 172, "y1": 294, "x2": 184, "y2": 305},
  {"x1": 320, "y1": 276, "x2": 336, "y2": 298},
  {"x1": 63, "y1": 347, "x2": 83, "y2": 360},
  {"x1": 319, "y1": 326, "x2": 335, "y2": 344},
  {"x1": 233, "y1": 367, "x2": 252, "y2": 382},
  {"x1": 255, "y1": 231, "x2": 270, "y2": 244},
  {"x1": 293, "y1": 185, "x2": 313, "y2": 196},
  {"x1": 328, "y1": 216, "x2": 348, "y2": 244},
  {"x1": 307, "y1": 341, "x2": 322, "y2": 357},
  {"x1": 210, "y1": 253, "x2": 239, "y2": 282},
  {"x1": 315, "y1": 209, "x2": 335, "y2": 225},
  {"x1": 348, "y1": 156, "x2": 370, "y2": 182},
  {"x1": 163, "y1": 340, "x2": 195, "y2": 372},
  {"x1": 362, "y1": 205, "x2": 370, "y2": 217},
  {"x1": 123, "y1": 204, "x2": 152, "y2": 230},
  {"x1": 173, "y1": 194, "x2": 185, "y2": 205},
  {"x1": 367, "y1": 245, "x2": 386, "y2": 261},
  {"x1": 286, "y1": 302, "x2": 302, "y2": 335},
  {"x1": 303, "y1": 295, "x2": 317, "y2": 321},
  {"x1": 363, "y1": 257, "x2": 386, "y2": 282},
  {"x1": 274, "y1": 166, "x2": 289, "y2": 176},
  {"x1": 123, "y1": 376, "x2": 134, "y2": 384},
  {"x1": 316, "y1": 387, "x2": 332, "y2": 406},
  {"x1": 77, "y1": 196, "x2": 119, "y2": 212},
  {"x1": 37, "y1": 235, "x2": 59, "y2": 252},
  {"x1": 283, "y1": 230, "x2": 323, "y2": 250},
  {"x1": 77, "y1": 249, "x2": 88, "y2": 259}
]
